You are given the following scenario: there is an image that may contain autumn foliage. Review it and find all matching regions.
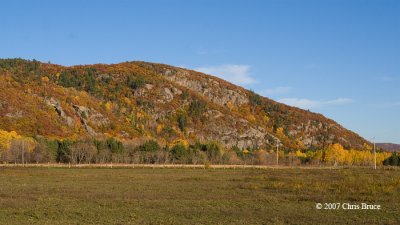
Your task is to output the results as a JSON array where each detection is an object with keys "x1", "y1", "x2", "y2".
[{"x1": 0, "y1": 59, "x2": 394, "y2": 166}]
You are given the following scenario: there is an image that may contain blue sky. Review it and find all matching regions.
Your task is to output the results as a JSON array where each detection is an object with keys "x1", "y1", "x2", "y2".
[{"x1": 1, "y1": 0, "x2": 399, "y2": 143}]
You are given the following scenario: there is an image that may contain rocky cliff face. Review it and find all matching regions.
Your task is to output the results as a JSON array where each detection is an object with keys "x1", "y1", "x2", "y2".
[
  {"x1": 0, "y1": 59, "x2": 368, "y2": 150},
  {"x1": 163, "y1": 69, "x2": 249, "y2": 106}
]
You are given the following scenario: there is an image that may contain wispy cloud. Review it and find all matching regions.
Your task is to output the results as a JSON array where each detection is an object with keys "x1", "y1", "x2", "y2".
[
  {"x1": 194, "y1": 64, "x2": 256, "y2": 86},
  {"x1": 277, "y1": 98, "x2": 353, "y2": 109},
  {"x1": 176, "y1": 64, "x2": 188, "y2": 69},
  {"x1": 381, "y1": 76, "x2": 399, "y2": 82},
  {"x1": 258, "y1": 86, "x2": 291, "y2": 96}
]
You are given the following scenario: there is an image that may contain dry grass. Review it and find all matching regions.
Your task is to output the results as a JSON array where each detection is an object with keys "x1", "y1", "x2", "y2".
[{"x1": 0, "y1": 167, "x2": 399, "y2": 224}]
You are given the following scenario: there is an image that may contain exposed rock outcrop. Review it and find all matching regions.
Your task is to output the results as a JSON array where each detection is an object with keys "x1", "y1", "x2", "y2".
[
  {"x1": 45, "y1": 97, "x2": 74, "y2": 126},
  {"x1": 73, "y1": 105, "x2": 109, "y2": 136},
  {"x1": 163, "y1": 69, "x2": 249, "y2": 106}
]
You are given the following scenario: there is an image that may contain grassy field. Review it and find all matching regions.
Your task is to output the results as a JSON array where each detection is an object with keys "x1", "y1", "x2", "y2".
[{"x1": 0, "y1": 167, "x2": 399, "y2": 225}]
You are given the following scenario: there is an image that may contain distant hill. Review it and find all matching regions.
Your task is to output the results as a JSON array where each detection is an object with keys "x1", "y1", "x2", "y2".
[
  {"x1": 376, "y1": 143, "x2": 400, "y2": 152},
  {"x1": 0, "y1": 58, "x2": 369, "y2": 150}
]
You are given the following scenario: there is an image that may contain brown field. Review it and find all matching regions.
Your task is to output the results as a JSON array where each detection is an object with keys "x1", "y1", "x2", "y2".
[{"x1": 0, "y1": 166, "x2": 399, "y2": 224}]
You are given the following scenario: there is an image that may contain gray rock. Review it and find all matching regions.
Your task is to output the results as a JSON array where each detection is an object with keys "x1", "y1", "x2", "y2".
[
  {"x1": 145, "y1": 84, "x2": 154, "y2": 90},
  {"x1": 73, "y1": 105, "x2": 98, "y2": 136},
  {"x1": 5, "y1": 110, "x2": 23, "y2": 118},
  {"x1": 163, "y1": 69, "x2": 249, "y2": 107},
  {"x1": 163, "y1": 87, "x2": 174, "y2": 102},
  {"x1": 45, "y1": 97, "x2": 74, "y2": 126},
  {"x1": 172, "y1": 87, "x2": 182, "y2": 95},
  {"x1": 72, "y1": 105, "x2": 110, "y2": 136},
  {"x1": 302, "y1": 137, "x2": 313, "y2": 146}
]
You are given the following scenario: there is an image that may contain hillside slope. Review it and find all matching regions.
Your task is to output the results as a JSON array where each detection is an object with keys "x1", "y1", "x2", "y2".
[
  {"x1": 0, "y1": 58, "x2": 368, "y2": 150},
  {"x1": 377, "y1": 143, "x2": 400, "y2": 152}
]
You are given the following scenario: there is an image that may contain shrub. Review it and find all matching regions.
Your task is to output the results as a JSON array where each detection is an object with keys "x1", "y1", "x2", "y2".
[
  {"x1": 194, "y1": 141, "x2": 222, "y2": 163},
  {"x1": 222, "y1": 150, "x2": 242, "y2": 165},
  {"x1": 181, "y1": 90, "x2": 190, "y2": 99},
  {"x1": 161, "y1": 125, "x2": 176, "y2": 140},
  {"x1": 106, "y1": 137, "x2": 124, "y2": 154},
  {"x1": 203, "y1": 141, "x2": 222, "y2": 162},
  {"x1": 248, "y1": 91, "x2": 262, "y2": 106},
  {"x1": 170, "y1": 144, "x2": 188, "y2": 161},
  {"x1": 127, "y1": 74, "x2": 145, "y2": 90},
  {"x1": 177, "y1": 113, "x2": 187, "y2": 132},
  {"x1": 136, "y1": 140, "x2": 161, "y2": 152},
  {"x1": 188, "y1": 100, "x2": 207, "y2": 117}
]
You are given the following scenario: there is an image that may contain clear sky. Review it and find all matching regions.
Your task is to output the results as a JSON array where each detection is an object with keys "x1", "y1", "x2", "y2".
[{"x1": 1, "y1": 0, "x2": 399, "y2": 143}]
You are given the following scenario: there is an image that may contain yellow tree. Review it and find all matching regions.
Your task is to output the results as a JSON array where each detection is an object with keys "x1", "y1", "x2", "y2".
[
  {"x1": 0, "y1": 130, "x2": 20, "y2": 161},
  {"x1": 345, "y1": 149, "x2": 357, "y2": 166},
  {"x1": 324, "y1": 143, "x2": 346, "y2": 166},
  {"x1": 10, "y1": 137, "x2": 36, "y2": 164},
  {"x1": 312, "y1": 150, "x2": 324, "y2": 165},
  {"x1": 169, "y1": 138, "x2": 189, "y2": 149},
  {"x1": 276, "y1": 127, "x2": 290, "y2": 147},
  {"x1": 295, "y1": 150, "x2": 306, "y2": 157}
]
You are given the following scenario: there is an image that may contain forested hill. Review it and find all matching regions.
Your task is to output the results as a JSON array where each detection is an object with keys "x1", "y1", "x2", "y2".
[
  {"x1": 377, "y1": 143, "x2": 400, "y2": 152},
  {"x1": 0, "y1": 58, "x2": 369, "y2": 151}
]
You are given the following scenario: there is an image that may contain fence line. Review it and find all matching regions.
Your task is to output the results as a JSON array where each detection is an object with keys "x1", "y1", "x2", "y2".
[{"x1": 0, "y1": 163, "x2": 391, "y2": 170}]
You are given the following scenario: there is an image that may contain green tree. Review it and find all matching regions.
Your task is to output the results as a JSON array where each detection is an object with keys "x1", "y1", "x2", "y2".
[
  {"x1": 106, "y1": 137, "x2": 124, "y2": 154},
  {"x1": 203, "y1": 141, "x2": 222, "y2": 162},
  {"x1": 177, "y1": 113, "x2": 187, "y2": 132},
  {"x1": 136, "y1": 140, "x2": 161, "y2": 152},
  {"x1": 170, "y1": 144, "x2": 187, "y2": 162},
  {"x1": 57, "y1": 140, "x2": 71, "y2": 163},
  {"x1": 384, "y1": 153, "x2": 399, "y2": 166},
  {"x1": 127, "y1": 74, "x2": 145, "y2": 90},
  {"x1": 188, "y1": 100, "x2": 207, "y2": 117},
  {"x1": 248, "y1": 90, "x2": 262, "y2": 106}
]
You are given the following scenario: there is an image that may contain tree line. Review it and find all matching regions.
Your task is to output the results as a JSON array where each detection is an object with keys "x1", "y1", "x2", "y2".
[{"x1": 0, "y1": 129, "x2": 398, "y2": 166}]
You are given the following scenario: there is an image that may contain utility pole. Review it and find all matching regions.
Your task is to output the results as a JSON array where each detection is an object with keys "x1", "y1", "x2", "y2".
[
  {"x1": 21, "y1": 140, "x2": 25, "y2": 167},
  {"x1": 276, "y1": 140, "x2": 280, "y2": 167},
  {"x1": 373, "y1": 137, "x2": 376, "y2": 170}
]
